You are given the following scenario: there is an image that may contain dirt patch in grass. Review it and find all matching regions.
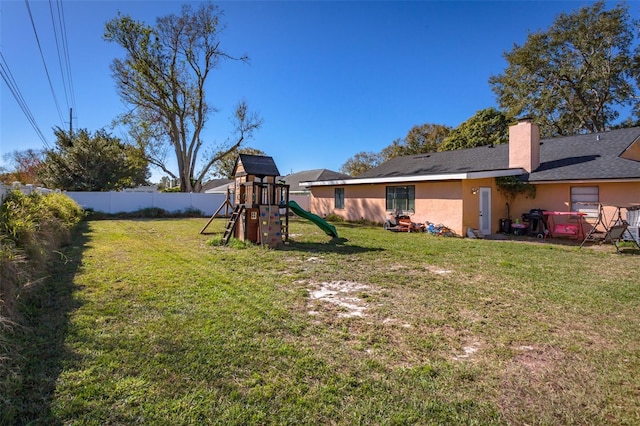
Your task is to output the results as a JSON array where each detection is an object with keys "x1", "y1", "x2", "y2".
[
  {"x1": 451, "y1": 337, "x2": 483, "y2": 361},
  {"x1": 307, "y1": 280, "x2": 372, "y2": 318},
  {"x1": 498, "y1": 344, "x2": 603, "y2": 424}
]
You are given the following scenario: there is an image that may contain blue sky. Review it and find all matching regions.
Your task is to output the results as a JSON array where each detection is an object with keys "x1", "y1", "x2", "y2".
[{"x1": 1, "y1": 0, "x2": 631, "y2": 181}]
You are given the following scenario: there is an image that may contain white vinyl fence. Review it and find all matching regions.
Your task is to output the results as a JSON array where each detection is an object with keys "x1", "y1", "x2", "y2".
[
  {"x1": 1, "y1": 182, "x2": 53, "y2": 199},
  {"x1": 1, "y1": 183, "x2": 225, "y2": 216},
  {"x1": 2, "y1": 184, "x2": 312, "y2": 217},
  {"x1": 66, "y1": 191, "x2": 225, "y2": 216},
  {"x1": 67, "y1": 192, "x2": 310, "y2": 216}
]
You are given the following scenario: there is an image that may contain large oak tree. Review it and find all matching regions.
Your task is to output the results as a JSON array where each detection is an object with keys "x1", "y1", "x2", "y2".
[
  {"x1": 439, "y1": 108, "x2": 509, "y2": 151},
  {"x1": 340, "y1": 123, "x2": 450, "y2": 175},
  {"x1": 105, "y1": 3, "x2": 262, "y2": 192},
  {"x1": 380, "y1": 124, "x2": 451, "y2": 161},
  {"x1": 490, "y1": 1, "x2": 639, "y2": 138},
  {"x1": 339, "y1": 151, "x2": 382, "y2": 176}
]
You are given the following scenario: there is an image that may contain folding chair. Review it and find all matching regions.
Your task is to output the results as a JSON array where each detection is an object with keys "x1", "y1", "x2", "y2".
[{"x1": 605, "y1": 222, "x2": 629, "y2": 254}]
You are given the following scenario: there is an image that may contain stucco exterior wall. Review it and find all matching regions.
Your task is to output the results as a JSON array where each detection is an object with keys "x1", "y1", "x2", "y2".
[
  {"x1": 310, "y1": 181, "x2": 468, "y2": 236},
  {"x1": 414, "y1": 181, "x2": 464, "y2": 234},
  {"x1": 462, "y1": 178, "x2": 507, "y2": 234},
  {"x1": 309, "y1": 179, "x2": 639, "y2": 237},
  {"x1": 498, "y1": 181, "x2": 640, "y2": 232},
  {"x1": 309, "y1": 184, "x2": 386, "y2": 223}
]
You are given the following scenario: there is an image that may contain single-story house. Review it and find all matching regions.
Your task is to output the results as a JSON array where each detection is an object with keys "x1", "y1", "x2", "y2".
[
  {"x1": 302, "y1": 119, "x2": 640, "y2": 237},
  {"x1": 202, "y1": 178, "x2": 233, "y2": 193},
  {"x1": 280, "y1": 169, "x2": 349, "y2": 210}
]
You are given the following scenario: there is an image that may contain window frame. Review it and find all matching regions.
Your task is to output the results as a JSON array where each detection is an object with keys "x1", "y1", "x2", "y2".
[
  {"x1": 385, "y1": 185, "x2": 415, "y2": 212},
  {"x1": 571, "y1": 186, "x2": 599, "y2": 219},
  {"x1": 334, "y1": 187, "x2": 345, "y2": 209}
]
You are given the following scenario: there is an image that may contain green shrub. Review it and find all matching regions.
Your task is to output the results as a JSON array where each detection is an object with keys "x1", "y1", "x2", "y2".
[
  {"x1": 206, "y1": 236, "x2": 252, "y2": 249},
  {"x1": 0, "y1": 190, "x2": 83, "y2": 317},
  {"x1": 0, "y1": 236, "x2": 23, "y2": 319},
  {"x1": 206, "y1": 235, "x2": 225, "y2": 246},
  {"x1": 182, "y1": 207, "x2": 204, "y2": 217},
  {"x1": 325, "y1": 213, "x2": 344, "y2": 222},
  {"x1": 1, "y1": 190, "x2": 84, "y2": 422},
  {"x1": 353, "y1": 217, "x2": 379, "y2": 226},
  {"x1": 89, "y1": 207, "x2": 204, "y2": 220},
  {"x1": 119, "y1": 207, "x2": 167, "y2": 218},
  {"x1": 0, "y1": 191, "x2": 39, "y2": 247},
  {"x1": 227, "y1": 238, "x2": 253, "y2": 249},
  {"x1": 0, "y1": 191, "x2": 83, "y2": 263}
]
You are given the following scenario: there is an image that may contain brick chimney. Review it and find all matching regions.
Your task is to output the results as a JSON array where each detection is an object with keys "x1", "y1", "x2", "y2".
[{"x1": 509, "y1": 118, "x2": 540, "y2": 173}]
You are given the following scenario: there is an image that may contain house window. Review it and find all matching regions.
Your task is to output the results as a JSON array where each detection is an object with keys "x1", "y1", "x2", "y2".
[
  {"x1": 334, "y1": 188, "x2": 345, "y2": 209},
  {"x1": 571, "y1": 186, "x2": 599, "y2": 218},
  {"x1": 386, "y1": 185, "x2": 415, "y2": 212}
]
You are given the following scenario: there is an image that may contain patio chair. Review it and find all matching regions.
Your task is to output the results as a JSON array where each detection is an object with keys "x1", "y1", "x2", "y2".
[{"x1": 605, "y1": 222, "x2": 629, "y2": 254}]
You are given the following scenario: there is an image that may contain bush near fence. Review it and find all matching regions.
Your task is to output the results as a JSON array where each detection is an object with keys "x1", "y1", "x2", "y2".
[
  {"x1": 1, "y1": 182, "x2": 53, "y2": 199},
  {"x1": 1, "y1": 183, "x2": 226, "y2": 216},
  {"x1": 66, "y1": 191, "x2": 223, "y2": 216}
]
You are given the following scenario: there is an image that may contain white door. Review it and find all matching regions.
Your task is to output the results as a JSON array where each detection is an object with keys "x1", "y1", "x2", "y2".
[{"x1": 479, "y1": 187, "x2": 492, "y2": 236}]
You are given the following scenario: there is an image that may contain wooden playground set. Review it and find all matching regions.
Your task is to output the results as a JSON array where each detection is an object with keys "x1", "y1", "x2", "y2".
[{"x1": 200, "y1": 154, "x2": 338, "y2": 248}]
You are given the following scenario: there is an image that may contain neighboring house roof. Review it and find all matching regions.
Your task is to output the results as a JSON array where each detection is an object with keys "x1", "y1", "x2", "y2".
[
  {"x1": 304, "y1": 127, "x2": 640, "y2": 186},
  {"x1": 235, "y1": 154, "x2": 280, "y2": 177},
  {"x1": 201, "y1": 178, "x2": 232, "y2": 193},
  {"x1": 204, "y1": 181, "x2": 233, "y2": 194},
  {"x1": 281, "y1": 169, "x2": 350, "y2": 192}
]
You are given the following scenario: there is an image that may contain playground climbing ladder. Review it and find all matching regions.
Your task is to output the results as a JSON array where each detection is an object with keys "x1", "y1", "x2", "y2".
[{"x1": 222, "y1": 205, "x2": 245, "y2": 245}]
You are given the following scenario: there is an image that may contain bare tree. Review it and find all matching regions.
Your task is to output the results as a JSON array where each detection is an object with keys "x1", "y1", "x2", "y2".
[{"x1": 105, "y1": 3, "x2": 262, "y2": 192}]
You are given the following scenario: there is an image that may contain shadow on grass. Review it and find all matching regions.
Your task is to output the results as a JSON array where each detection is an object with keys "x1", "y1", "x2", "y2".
[
  {"x1": 282, "y1": 236, "x2": 385, "y2": 255},
  {"x1": 328, "y1": 221, "x2": 381, "y2": 229},
  {"x1": 616, "y1": 247, "x2": 640, "y2": 255},
  {"x1": 6, "y1": 221, "x2": 91, "y2": 425}
]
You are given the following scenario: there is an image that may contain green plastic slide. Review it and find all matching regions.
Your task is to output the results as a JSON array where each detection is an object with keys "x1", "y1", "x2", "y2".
[{"x1": 288, "y1": 200, "x2": 338, "y2": 238}]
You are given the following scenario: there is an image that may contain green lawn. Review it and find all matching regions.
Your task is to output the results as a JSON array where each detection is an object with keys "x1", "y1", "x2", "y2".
[{"x1": 9, "y1": 218, "x2": 640, "y2": 425}]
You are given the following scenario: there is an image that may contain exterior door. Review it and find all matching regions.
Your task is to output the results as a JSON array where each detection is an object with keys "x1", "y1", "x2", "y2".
[{"x1": 479, "y1": 187, "x2": 492, "y2": 236}]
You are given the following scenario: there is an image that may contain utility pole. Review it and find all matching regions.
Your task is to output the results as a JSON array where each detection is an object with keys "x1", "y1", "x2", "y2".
[{"x1": 69, "y1": 107, "x2": 73, "y2": 137}]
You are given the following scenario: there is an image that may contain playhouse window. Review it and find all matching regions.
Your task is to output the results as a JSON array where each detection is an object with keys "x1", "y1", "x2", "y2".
[
  {"x1": 386, "y1": 185, "x2": 415, "y2": 212},
  {"x1": 334, "y1": 188, "x2": 345, "y2": 209}
]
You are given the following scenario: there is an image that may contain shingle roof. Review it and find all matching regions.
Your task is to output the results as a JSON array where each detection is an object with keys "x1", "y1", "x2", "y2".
[
  {"x1": 235, "y1": 154, "x2": 280, "y2": 177},
  {"x1": 357, "y1": 145, "x2": 510, "y2": 179},
  {"x1": 281, "y1": 169, "x2": 350, "y2": 191},
  {"x1": 356, "y1": 127, "x2": 640, "y2": 182},
  {"x1": 201, "y1": 178, "x2": 232, "y2": 192},
  {"x1": 528, "y1": 127, "x2": 640, "y2": 181}
]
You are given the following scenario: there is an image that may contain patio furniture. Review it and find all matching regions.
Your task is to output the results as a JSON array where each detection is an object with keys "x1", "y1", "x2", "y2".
[
  {"x1": 580, "y1": 203, "x2": 640, "y2": 252},
  {"x1": 605, "y1": 222, "x2": 630, "y2": 254},
  {"x1": 543, "y1": 211, "x2": 586, "y2": 239}
]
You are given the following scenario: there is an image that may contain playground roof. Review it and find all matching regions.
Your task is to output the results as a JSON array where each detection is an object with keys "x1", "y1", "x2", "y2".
[{"x1": 235, "y1": 154, "x2": 280, "y2": 178}]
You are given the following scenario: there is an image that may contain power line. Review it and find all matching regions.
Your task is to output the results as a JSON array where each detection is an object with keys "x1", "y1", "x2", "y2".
[
  {"x1": 57, "y1": 0, "x2": 76, "y2": 112},
  {"x1": 49, "y1": 0, "x2": 76, "y2": 116},
  {"x1": 49, "y1": 0, "x2": 69, "y2": 110},
  {"x1": 25, "y1": 0, "x2": 66, "y2": 127},
  {"x1": 0, "y1": 52, "x2": 51, "y2": 148}
]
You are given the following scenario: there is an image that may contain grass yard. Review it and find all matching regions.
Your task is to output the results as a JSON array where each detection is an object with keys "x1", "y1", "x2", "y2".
[{"x1": 9, "y1": 217, "x2": 640, "y2": 425}]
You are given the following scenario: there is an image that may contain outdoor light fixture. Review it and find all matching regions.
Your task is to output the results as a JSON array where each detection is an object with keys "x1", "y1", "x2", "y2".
[{"x1": 471, "y1": 187, "x2": 479, "y2": 195}]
